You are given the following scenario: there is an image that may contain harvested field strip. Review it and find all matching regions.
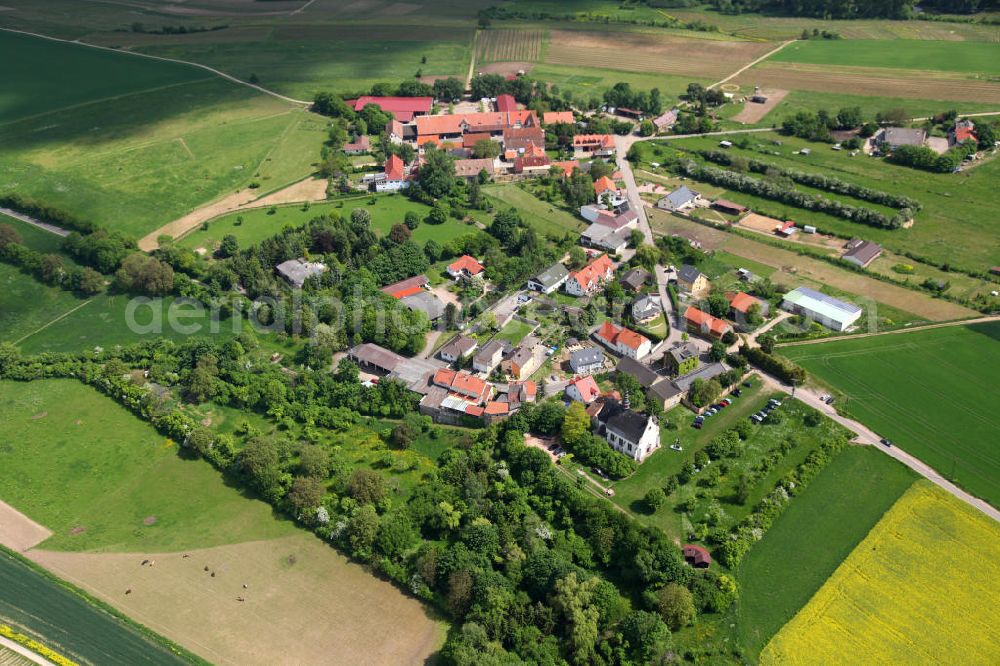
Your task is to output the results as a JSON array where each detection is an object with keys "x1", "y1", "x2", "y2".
[
  {"x1": 29, "y1": 535, "x2": 444, "y2": 666},
  {"x1": 738, "y1": 63, "x2": 1000, "y2": 104},
  {"x1": 545, "y1": 29, "x2": 771, "y2": 78},
  {"x1": 647, "y1": 211, "x2": 977, "y2": 321},
  {"x1": 761, "y1": 481, "x2": 1000, "y2": 664},
  {"x1": 476, "y1": 29, "x2": 545, "y2": 63},
  {"x1": 0, "y1": 548, "x2": 189, "y2": 666}
]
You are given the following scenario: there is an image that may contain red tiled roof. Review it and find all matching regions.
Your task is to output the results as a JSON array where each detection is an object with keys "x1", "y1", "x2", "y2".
[
  {"x1": 551, "y1": 160, "x2": 580, "y2": 176},
  {"x1": 448, "y1": 255, "x2": 485, "y2": 276},
  {"x1": 385, "y1": 154, "x2": 405, "y2": 180},
  {"x1": 570, "y1": 254, "x2": 614, "y2": 292},
  {"x1": 496, "y1": 94, "x2": 517, "y2": 112},
  {"x1": 684, "y1": 306, "x2": 730, "y2": 337},
  {"x1": 416, "y1": 110, "x2": 538, "y2": 137},
  {"x1": 381, "y1": 274, "x2": 428, "y2": 298},
  {"x1": 349, "y1": 96, "x2": 433, "y2": 115},
  {"x1": 462, "y1": 132, "x2": 492, "y2": 149},
  {"x1": 595, "y1": 321, "x2": 648, "y2": 352},
  {"x1": 569, "y1": 375, "x2": 601, "y2": 403},
  {"x1": 728, "y1": 291, "x2": 757, "y2": 314},
  {"x1": 594, "y1": 176, "x2": 617, "y2": 195},
  {"x1": 514, "y1": 154, "x2": 551, "y2": 173},
  {"x1": 573, "y1": 134, "x2": 615, "y2": 149},
  {"x1": 484, "y1": 401, "x2": 509, "y2": 415},
  {"x1": 433, "y1": 367, "x2": 457, "y2": 387},
  {"x1": 543, "y1": 111, "x2": 575, "y2": 125},
  {"x1": 955, "y1": 126, "x2": 976, "y2": 142}
]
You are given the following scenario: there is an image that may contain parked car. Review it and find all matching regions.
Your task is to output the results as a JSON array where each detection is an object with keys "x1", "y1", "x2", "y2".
[
  {"x1": 692, "y1": 422, "x2": 703, "y2": 429},
  {"x1": 670, "y1": 444, "x2": 683, "y2": 452},
  {"x1": 732, "y1": 389, "x2": 742, "y2": 397},
  {"x1": 825, "y1": 396, "x2": 835, "y2": 405},
  {"x1": 743, "y1": 381, "x2": 752, "y2": 388},
  {"x1": 880, "y1": 438, "x2": 893, "y2": 447}
]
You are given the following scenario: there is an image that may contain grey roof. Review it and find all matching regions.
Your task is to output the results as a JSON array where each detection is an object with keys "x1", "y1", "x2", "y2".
[
  {"x1": 843, "y1": 239, "x2": 882, "y2": 266},
  {"x1": 348, "y1": 343, "x2": 405, "y2": 373},
  {"x1": 677, "y1": 264, "x2": 704, "y2": 284},
  {"x1": 667, "y1": 341, "x2": 699, "y2": 365},
  {"x1": 276, "y1": 258, "x2": 327, "y2": 288},
  {"x1": 401, "y1": 291, "x2": 446, "y2": 320},
  {"x1": 440, "y1": 335, "x2": 477, "y2": 358},
  {"x1": 616, "y1": 356, "x2": 661, "y2": 389},
  {"x1": 390, "y1": 357, "x2": 447, "y2": 393},
  {"x1": 664, "y1": 185, "x2": 700, "y2": 209},
  {"x1": 570, "y1": 347, "x2": 604, "y2": 370},
  {"x1": 673, "y1": 362, "x2": 727, "y2": 392},
  {"x1": 620, "y1": 268, "x2": 649, "y2": 290},
  {"x1": 607, "y1": 410, "x2": 653, "y2": 444},
  {"x1": 649, "y1": 379, "x2": 682, "y2": 402},
  {"x1": 531, "y1": 263, "x2": 569, "y2": 289},
  {"x1": 632, "y1": 295, "x2": 661, "y2": 317},
  {"x1": 881, "y1": 127, "x2": 926, "y2": 148},
  {"x1": 507, "y1": 345, "x2": 533, "y2": 366},
  {"x1": 474, "y1": 339, "x2": 512, "y2": 364},
  {"x1": 783, "y1": 287, "x2": 862, "y2": 319}
]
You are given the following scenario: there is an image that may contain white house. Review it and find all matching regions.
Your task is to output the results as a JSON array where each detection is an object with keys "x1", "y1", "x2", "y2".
[
  {"x1": 566, "y1": 375, "x2": 601, "y2": 404},
  {"x1": 605, "y1": 411, "x2": 660, "y2": 462},
  {"x1": 566, "y1": 254, "x2": 615, "y2": 297},
  {"x1": 594, "y1": 321, "x2": 652, "y2": 360},
  {"x1": 528, "y1": 263, "x2": 569, "y2": 294}
]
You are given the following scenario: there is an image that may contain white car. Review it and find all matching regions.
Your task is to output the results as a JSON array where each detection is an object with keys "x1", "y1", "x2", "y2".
[{"x1": 670, "y1": 444, "x2": 683, "y2": 452}]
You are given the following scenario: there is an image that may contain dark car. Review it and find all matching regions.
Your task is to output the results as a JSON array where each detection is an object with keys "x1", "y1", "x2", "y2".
[
  {"x1": 732, "y1": 389, "x2": 742, "y2": 397},
  {"x1": 743, "y1": 381, "x2": 752, "y2": 388},
  {"x1": 880, "y1": 438, "x2": 893, "y2": 447}
]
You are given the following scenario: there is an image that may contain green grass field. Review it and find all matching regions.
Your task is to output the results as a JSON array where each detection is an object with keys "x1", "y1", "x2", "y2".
[
  {"x1": 0, "y1": 263, "x2": 86, "y2": 345},
  {"x1": 495, "y1": 318, "x2": 536, "y2": 345},
  {"x1": 641, "y1": 132, "x2": 1000, "y2": 273},
  {"x1": 0, "y1": 379, "x2": 298, "y2": 552},
  {"x1": 0, "y1": 31, "x2": 322, "y2": 239},
  {"x1": 137, "y1": 36, "x2": 471, "y2": 101},
  {"x1": 180, "y1": 195, "x2": 487, "y2": 252},
  {"x1": 483, "y1": 184, "x2": 585, "y2": 236},
  {"x1": 781, "y1": 322, "x2": 1000, "y2": 506},
  {"x1": 735, "y1": 446, "x2": 917, "y2": 657},
  {"x1": 0, "y1": 548, "x2": 190, "y2": 665},
  {"x1": 770, "y1": 39, "x2": 1000, "y2": 76}
]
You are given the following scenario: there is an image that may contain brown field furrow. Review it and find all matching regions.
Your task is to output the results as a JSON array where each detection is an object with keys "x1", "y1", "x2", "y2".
[
  {"x1": 736, "y1": 66, "x2": 1000, "y2": 104},
  {"x1": 476, "y1": 29, "x2": 545, "y2": 63},
  {"x1": 546, "y1": 45, "x2": 733, "y2": 78}
]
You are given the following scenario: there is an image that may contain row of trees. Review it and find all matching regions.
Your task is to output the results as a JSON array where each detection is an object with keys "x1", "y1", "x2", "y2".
[
  {"x1": 888, "y1": 140, "x2": 978, "y2": 173},
  {"x1": 709, "y1": 0, "x2": 916, "y2": 19},
  {"x1": 0, "y1": 194, "x2": 98, "y2": 234},
  {"x1": 0, "y1": 224, "x2": 104, "y2": 295},
  {"x1": 676, "y1": 160, "x2": 911, "y2": 229},
  {"x1": 694, "y1": 148, "x2": 921, "y2": 210}
]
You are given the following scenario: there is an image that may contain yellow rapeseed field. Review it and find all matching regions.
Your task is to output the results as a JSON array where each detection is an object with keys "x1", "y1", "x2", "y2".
[{"x1": 761, "y1": 481, "x2": 1000, "y2": 664}]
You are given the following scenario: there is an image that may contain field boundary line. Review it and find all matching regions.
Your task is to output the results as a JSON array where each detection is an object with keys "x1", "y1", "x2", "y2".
[
  {"x1": 0, "y1": 27, "x2": 311, "y2": 106},
  {"x1": 466, "y1": 29, "x2": 479, "y2": 89},
  {"x1": 775, "y1": 315, "x2": 1000, "y2": 348},
  {"x1": 0, "y1": 635, "x2": 57, "y2": 666},
  {"x1": 709, "y1": 39, "x2": 795, "y2": 89},
  {"x1": 0, "y1": 78, "x2": 215, "y2": 129},
  {"x1": 13, "y1": 298, "x2": 96, "y2": 345}
]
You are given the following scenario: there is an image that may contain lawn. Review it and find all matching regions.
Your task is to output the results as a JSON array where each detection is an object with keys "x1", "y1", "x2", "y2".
[
  {"x1": 0, "y1": 263, "x2": 86, "y2": 345},
  {"x1": 0, "y1": 31, "x2": 322, "y2": 239},
  {"x1": 607, "y1": 380, "x2": 852, "y2": 541},
  {"x1": 483, "y1": 184, "x2": 586, "y2": 236},
  {"x1": 780, "y1": 322, "x2": 1000, "y2": 507},
  {"x1": 179, "y1": 195, "x2": 487, "y2": 253},
  {"x1": 770, "y1": 39, "x2": 1000, "y2": 76},
  {"x1": 495, "y1": 318, "x2": 536, "y2": 345},
  {"x1": 0, "y1": 379, "x2": 298, "y2": 553},
  {"x1": 0, "y1": 548, "x2": 191, "y2": 666},
  {"x1": 761, "y1": 481, "x2": 1000, "y2": 664},
  {"x1": 735, "y1": 446, "x2": 917, "y2": 657}
]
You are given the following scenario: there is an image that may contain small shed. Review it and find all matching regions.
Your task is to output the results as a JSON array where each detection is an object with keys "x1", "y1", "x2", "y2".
[{"x1": 683, "y1": 544, "x2": 712, "y2": 568}]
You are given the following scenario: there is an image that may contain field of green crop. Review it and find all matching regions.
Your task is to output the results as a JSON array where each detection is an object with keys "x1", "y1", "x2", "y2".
[
  {"x1": 770, "y1": 39, "x2": 1000, "y2": 75},
  {"x1": 0, "y1": 548, "x2": 190, "y2": 665},
  {"x1": 781, "y1": 322, "x2": 1000, "y2": 506},
  {"x1": 735, "y1": 446, "x2": 917, "y2": 657},
  {"x1": 180, "y1": 195, "x2": 488, "y2": 252},
  {"x1": 0, "y1": 379, "x2": 298, "y2": 552},
  {"x1": 137, "y1": 36, "x2": 470, "y2": 101},
  {"x1": 0, "y1": 31, "x2": 322, "y2": 239}
]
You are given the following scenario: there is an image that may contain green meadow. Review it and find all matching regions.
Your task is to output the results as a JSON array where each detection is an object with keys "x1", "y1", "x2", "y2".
[
  {"x1": 770, "y1": 39, "x2": 1000, "y2": 76},
  {"x1": 483, "y1": 184, "x2": 586, "y2": 235},
  {"x1": 179, "y1": 195, "x2": 489, "y2": 252},
  {"x1": 735, "y1": 446, "x2": 917, "y2": 656},
  {"x1": 0, "y1": 379, "x2": 297, "y2": 553},
  {"x1": 0, "y1": 31, "x2": 322, "y2": 239},
  {"x1": 781, "y1": 322, "x2": 1000, "y2": 506}
]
